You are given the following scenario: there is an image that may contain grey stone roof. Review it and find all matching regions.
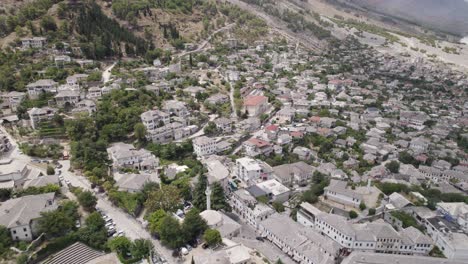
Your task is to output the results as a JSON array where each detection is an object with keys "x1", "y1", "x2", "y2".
[{"x1": 0, "y1": 193, "x2": 57, "y2": 228}]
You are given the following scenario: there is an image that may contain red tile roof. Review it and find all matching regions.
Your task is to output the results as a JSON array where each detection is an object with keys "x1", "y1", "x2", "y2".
[
  {"x1": 309, "y1": 116, "x2": 321, "y2": 123},
  {"x1": 243, "y1": 95, "x2": 267, "y2": 106},
  {"x1": 290, "y1": 131, "x2": 304, "y2": 138},
  {"x1": 246, "y1": 138, "x2": 271, "y2": 148},
  {"x1": 265, "y1": 125, "x2": 279, "y2": 131}
]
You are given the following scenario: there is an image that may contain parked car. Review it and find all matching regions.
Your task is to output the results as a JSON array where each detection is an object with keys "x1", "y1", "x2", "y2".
[
  {"x1": 75, "y1": 220, "x2": 81, "y2": 228},
  {"x1": 185, "y1": 244, "x2": 192, "y2": 251},
  {"x1": 202, "y1": 243, "x2": 209, "y2": 249},
  {"x1": 256, "y1": 237, "x2": 265, "y2": 242}
]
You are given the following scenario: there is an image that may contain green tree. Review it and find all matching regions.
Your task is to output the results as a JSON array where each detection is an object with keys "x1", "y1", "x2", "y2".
[
  {"x1": 77, "y1": 190, "x2": 97, "y2": 211},
  {"x1": 359, "y1": 202, "x2": 366, "y2": 211},
  {"x1": 131, "y1": 239, "x2": 153, "y2": 260},
  {"x1": 349, "y1": 210, "x2": 358, "y2": 219},
  {"x1": 182, "y1": 209, "x2": 207, "y2": 241},
  {"x1": 78, "y1": 212, "x2": 108, "y2": 249},
  {"x1": 16, "y1": 253, "x2": 28, "y2": 264},
  {"x1": 0, "y1": 225, "x2": 13, "y2": 256},
  {"x1": 134, "y1": 122, "x2": 147, "y2": 142},
  {"x1": 46, "y1": 165, "x2": 55, "y2": 175},
  {"x1": 210, "y1": 182, "x2": 231, "y2": 212},
  {"x1": 159, "y1": 216, "x2": 184, "y2": 249},
  {"x1": 203, "y1": 229, "x2": 221, "y2": 247},
  {"x1": 368, "y1": 208, "x2": 376, "y2": 215},
  {"x1": 38, "y1": 209, "x2": 75, "y2": 238},
  {"x1": 60, "y1": 200, "x2": 80, "y2": 221},
  {"x1": 109, "y1": 236, "x2": 132, "y2": 256},
  {"x1": 272, "y1": 202, "x2": 285, "y2": 212},
  {"x1": 147, "y1": 209, "x2": 167, "y2": 235},
  {"x1": 192, "y1": 174, "x2": 208, "y2": 210},
  {"x1": 385, "y1": 160, "x2": 400, "y2": 173},
  {"x1": 40, "y1": 15, "x2": 57, "y2": 31},
  {"x1": 145, "y1": 185, "x2": 181, "y2": 212}
]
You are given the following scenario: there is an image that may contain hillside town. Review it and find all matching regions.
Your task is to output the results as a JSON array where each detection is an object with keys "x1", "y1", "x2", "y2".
[{"x1": 0, "y1": 1, "x2": 468, "y2": 264}]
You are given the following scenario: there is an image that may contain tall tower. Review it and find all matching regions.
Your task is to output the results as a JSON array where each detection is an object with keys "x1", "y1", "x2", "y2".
[{"x1": 205, "y1": 186, "x2": 212, "y2": 211}]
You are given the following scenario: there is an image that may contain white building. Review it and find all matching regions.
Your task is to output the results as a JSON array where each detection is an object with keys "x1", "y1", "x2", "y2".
[
  {"x1": 66, "y1": 73, "x2": 88, "y2": 88},
  {"x1": 436, "y1": 202, "x2": 468, "y2": 232},
  {"x1": 259, "y1": 213, "x2": 340, "y2": 264},
  {"x1": 342, "y1": 252, "x2": 466, "y2": 264},
  {"x1": 107, "y1": 142, "x2": 159, "y2": 170},
  {"x1": 242, "y1": 96, "x2": 269, "y2": 117},
  {"x1": 193, "y1": 136, "x2": 218, "y2": 157},
  {"x1": 21, "y1": 37, "x2": 47, "y2": 49},
  {"x1": 26, "y1": 79, "x2": 58, "y2": 99},
  {"x1": 324, "y1": 179, "x2": 363, "y2": 208},
  {"x1": 2, "y1": 91, "x2": 25, "y2": 111},
  {"x1": 235, "y1": 157, "x2": 272, "y2": 186},
  {"x1": 27, "y1": 107, "x2": 57, "y2": 130},
  {"x1": 298, "y1": 202, "x2": 434, "y2": 256},
  {"x1": 0, "y1": 193, "x2": 57, "y2": 241},
  {"x1": 230, "y1": 189, "x2": 275, "y2": 229},
  {"x1": 141, "y1": 109, "x2": 171, "y2": 131},
  {"x1": 425, "y1": 216, "x2": 468, "y2": 261},
  {"x1": 255, "y1": 179, "x2": 291, "y2": 203}
]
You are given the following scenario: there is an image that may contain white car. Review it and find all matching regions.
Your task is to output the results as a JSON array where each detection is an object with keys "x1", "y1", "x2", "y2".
[{"x1": 117, "y1": 230, "x2": 125, "y2": 236}]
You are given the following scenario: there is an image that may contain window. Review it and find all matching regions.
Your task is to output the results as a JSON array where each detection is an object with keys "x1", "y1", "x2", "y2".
[
  {"x1": 13, "y1": 230, "x2": 16, "y2": 234},
  {"x1": 23, "y1": 228, "x2": 27, "y2": 232}
]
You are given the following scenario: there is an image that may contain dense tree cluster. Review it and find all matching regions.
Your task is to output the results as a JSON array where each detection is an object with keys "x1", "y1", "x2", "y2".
[{"x1": 75, "y1": 2, "x2": 150, "y2": 59}]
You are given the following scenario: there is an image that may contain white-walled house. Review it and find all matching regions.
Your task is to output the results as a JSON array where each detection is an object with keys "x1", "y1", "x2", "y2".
[
  {"x1": 0, "y1": 193, "x2": 57, "y2": 241},
  {"x1": 26, "y1": 79, "x2": 58, "y2": 99},
  {"x1": 193, "y1": 136, "x2": 218, "y2": 157},
  {"x1": 324, "y1": 179, "x2": 363, "y2": 208},
  {"x1": 107, "y1": 143, "x2": 159, "y2": 170}
]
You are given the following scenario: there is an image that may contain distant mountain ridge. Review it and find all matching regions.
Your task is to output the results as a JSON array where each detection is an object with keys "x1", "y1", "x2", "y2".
[{"x1": 348, "y1": 0, "x2": 468, "y2": 36}]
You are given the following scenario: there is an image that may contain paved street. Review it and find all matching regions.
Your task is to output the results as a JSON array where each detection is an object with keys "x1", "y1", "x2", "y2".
[
  {"x1": 0, "y1": 127, "x2": 177, "y2": 264},
  {"x1": 58, "y1": 160, "x2": 178, "y2": 264}
]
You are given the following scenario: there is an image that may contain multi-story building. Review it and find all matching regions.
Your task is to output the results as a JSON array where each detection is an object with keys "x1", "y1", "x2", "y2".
[
  {"x1": 162, "y1": 100, "x2": 189, "y2": 117},
  {"x1": 242, "y1": 137, "x2": 272, "y2": 157},
  {"x1": 399, "y1": 111, "x2": 429, "y2": 130},
  {"x1": 298, "y1": 202, "x2": 434, "y2": 256},
  {"x1": 273, "y1": 161, "x2": 315, "y2": 186},
  {"x1": 55, "y1": 90, "x2": 81, "y2": 107},
  {"x1": 2, "y1": 91, "x2": 25, "y2": 111},
  {"x1": 230, "y1": 189, "x2": 275, "y2": 229},
  {"x1": 21, "y1": 37, "x2": 47, "y2": 49},
  {"x1": 242, "y1": 95, "x2": 269, "y2": 117},
  {"x1": 436, "y1": 202, "x2": 468, "y2": 232},
  {"x1": 107, "y1": 142, "x2": 159, "y2": 171},
  {"x1": 0, "y1": 193, "x2": 57, "y2": 241},
  {"x1": 259, "y1": 213, "x2": 341, "y2": 264},
  {"x1": 141, "y1": 109, "x2": 171, "y2": 131},
  {"x1": 425, "y1": 216, "x2": 468, "y2": 261},
  {"x1": 193, "y1": 136, "x2": 218, "y2": 157},
  {"x1": 26, "y1": 79, "x2": 58, "y2": 99},
  {"x1": 324, "y1": 180, "x2": 363, "y2": 208},
  {"x1": 235, "y1": 157, "x2": 273, "y2": 186},
  {"x1": 27, "y1": 107, "x2": 57, "y2": 130},
  {"x1": 66, "y1": 73, "x2": 88, "y2": 88},
  {"x1": 214, "y1": 117, "x2": 232, "y2": 133}
]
